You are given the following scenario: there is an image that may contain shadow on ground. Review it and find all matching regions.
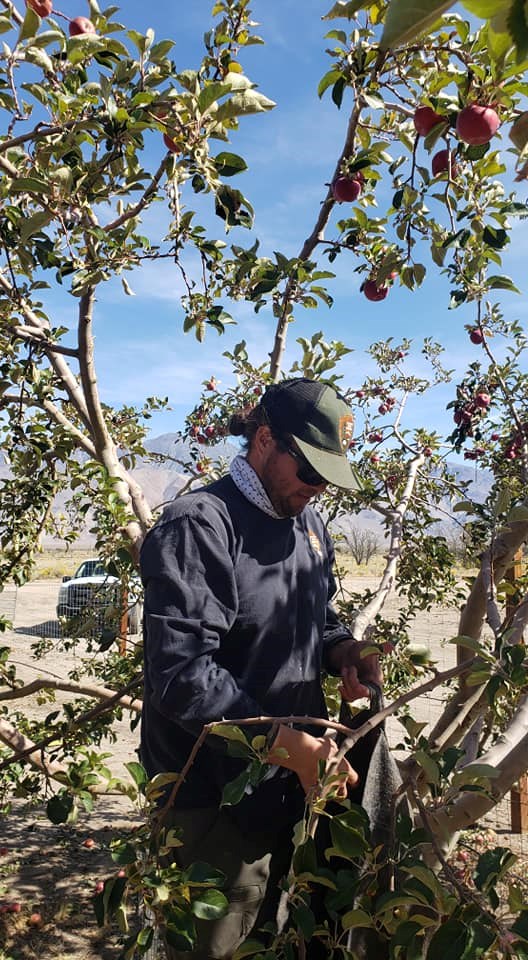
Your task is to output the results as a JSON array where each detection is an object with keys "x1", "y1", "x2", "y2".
[
  {"x1": 0, "y1": 797, "x2": 144, "y2": 959},
  {"x1": 15, "y1": 620, "x2": 62, "y2": 639}
]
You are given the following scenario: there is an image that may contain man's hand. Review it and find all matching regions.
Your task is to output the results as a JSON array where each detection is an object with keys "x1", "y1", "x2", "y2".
[
  {"x1": 328, "y1": 637, "x2": 384, "y2": 702},
  {"x1": 266, "y1": 724, "x2": 358, "y2": 799}
]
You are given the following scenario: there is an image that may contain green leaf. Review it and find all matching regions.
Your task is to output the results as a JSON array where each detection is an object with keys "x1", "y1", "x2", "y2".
[
  {"x1": 10, "y1": 177, "x2": 52, "y2": 195},
  {"x1": 233, "y1": 940, "x2": 267, "y2": 959},
  {"x1": 220, "y1": 769, "x2": 250, "y2": 806},
  {"x1": 185, "y1": 861, "x2": 226, "y2": 886},
  {"x1": 210, "y1": 723, "x2": 249, "y2": 745},
  {"x1": 318, "y1": 68, "x2": 344, "y2": 98},
  {"x1": 292, "y1": 903, "x2": 316, "y2": 940},
  {"x1": 483, "y1": 226, "x2": 508, "y2": 249},
  {"x1": 341, "y1": 908, "x2": 374, "y2": 930},
  {"x1": 323, "y1": 0, "x2": 369, "y2": 18},
  {"x1": 46, "y1": 792, "x2": 74, "y2": 824},
  {"x1": 510, "y1": 111, "x2": 528, "y2": 150},
  {"x1": 20, "y1": 210, "x2": 52, "y2": 242},
  {"x1": 18, "y1": 5, "x2": 40, "y2": 42},
  {"x1": 380, "y1": 0, "x2": 456, "y2": 51},
  {"x1": 329, "y1": 817, "x2": 369, "y2": 859},
  {"x1": 474, "y1": 846, "x2": 517, "y2": 892},
  {"x1": 191, "y1": 888, "x2": 229, "y2": 920},
  {"x1": 453, "y1": 500, "x2": 477, "y2": 513},
  {"x1": 451, "y1": 763, "x2": 500, "y2": 788},
  {"x1": 487, "y1": 275, "x2": 520, "y2": 292},
  {"x1": 449, "y1": 635, "x2": 480, "y2": 652},
  {"x1": 214, "y1": 152, "x2": 248, "y2": 177},
  {"x1": 507, "y1": 0, "x2": 528, "y2": 60},
  {"x1": 413, "y1": 750, "x2": 440, "y2": 785},
  {"x1": 215, "y1": 89, "x2": 276, "y2": 122}
]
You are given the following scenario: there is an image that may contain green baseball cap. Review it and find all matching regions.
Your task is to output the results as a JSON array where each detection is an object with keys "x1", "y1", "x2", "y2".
[{"x1": 261, "y1": 377, "x2": 361, "y2": 490}]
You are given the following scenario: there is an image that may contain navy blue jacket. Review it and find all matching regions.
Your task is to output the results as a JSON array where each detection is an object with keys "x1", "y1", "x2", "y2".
[{"x1": 140, "y1": 476, "x2": 353, "y2": 813}]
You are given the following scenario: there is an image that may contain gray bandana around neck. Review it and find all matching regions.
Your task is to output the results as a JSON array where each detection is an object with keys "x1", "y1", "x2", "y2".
[{"x1": 230, "y1": 454, "x2": 283, "y2": 520}]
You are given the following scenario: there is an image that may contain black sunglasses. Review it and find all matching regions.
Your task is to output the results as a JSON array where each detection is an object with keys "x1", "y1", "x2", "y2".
[{"x1": 280, "y1": 439, "x2": 327, "y2": 487}]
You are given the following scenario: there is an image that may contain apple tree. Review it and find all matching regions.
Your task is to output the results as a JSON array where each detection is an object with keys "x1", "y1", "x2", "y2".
[{"x1": 1, "y1": 0, "x2": 528, "y2": 956}]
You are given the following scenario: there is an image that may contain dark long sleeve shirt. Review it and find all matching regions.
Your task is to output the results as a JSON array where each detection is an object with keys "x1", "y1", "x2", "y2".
[{"x1": 140, "y1": 476, "x2": 352, "y2": 811}]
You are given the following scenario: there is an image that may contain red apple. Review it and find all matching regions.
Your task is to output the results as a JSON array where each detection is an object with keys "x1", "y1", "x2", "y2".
[
  {"x1": 355, "y1": 390, "x2": 365, "y2": 398},
  {"x1": 363, "y1": 279, "x2": 388, "y2": 302},
  {"x1": 423, "y1": 447, "x2": 433, "y2": 457},
  {"x1": 82, "y1": 837, "x2": 95, "y2": 849},
  {"x1": 469, "y1": 327, "x2": 484, "y2": 344},
  {"x1": 94, "y1": 880, "x2": 105, "y2": 894},
  {"x1": 413, "y1": 105, "x2": 444, "y2": 137},
  {"x1": 29, "y1": 912, "x2": 43, "y2": 926},
  {"x1": 205, "y1": 377, "x2": 217, "y2": 390},
  {"x1": 431, "y1": 149, "x2": 458, "y2": 177},
  {"x1": 368, "y1": 432, "x2": 383, "y2": 443},
  {"x1": 163, "y1": 133, "x2": 180, "y2": 154},
  {"x1": 69, "y1": 16, "x2": 96, "y2": 36},
  {"x1": 490, "y1": 433, "x2": 501, "y2": 441},
  {"x1": 26, "y1": 0, "x2": 52, "y2": 15},
  {"x1": 456, "y1": 104, "x2": 500, "y2": 146},
  {"x1": 475, "y1": 391, "x2": 490, "y2": 409},
  {"x1": 332, "y1": 175, "x2": 363, "y2": 202},
  {"x1": 204, "y1": 425, "x2": 215, "y2": 438},
  {"x1": 371, "y1": 454, "x2": 380, "y2": 464}
]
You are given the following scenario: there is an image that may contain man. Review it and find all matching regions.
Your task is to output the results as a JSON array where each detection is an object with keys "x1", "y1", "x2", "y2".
[{"x1": 140, "y1": 377, "x2": 381, "y2": 959}]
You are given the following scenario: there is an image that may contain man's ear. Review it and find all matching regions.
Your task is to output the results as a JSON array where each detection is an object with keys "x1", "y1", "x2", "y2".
[{"x1": 253, "y1": 424, "x2": 275, "y2": 453}]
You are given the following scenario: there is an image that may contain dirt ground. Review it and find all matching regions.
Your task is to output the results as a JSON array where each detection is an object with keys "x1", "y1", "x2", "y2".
[
  {"x1": 0, "y1": 578, "x2": 526, "y2": 958},
  {"x1": 0, "y1": 580, "x2": 143, "y2": 960}
]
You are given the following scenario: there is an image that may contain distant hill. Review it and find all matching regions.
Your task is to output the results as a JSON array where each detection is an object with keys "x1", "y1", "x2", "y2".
[{"x1": 0, "y1": 433, "x2": 493, "y2": 549}]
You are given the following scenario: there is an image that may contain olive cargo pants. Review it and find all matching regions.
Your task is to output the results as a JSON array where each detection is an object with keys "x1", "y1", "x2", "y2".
[{"x1": 162, "y1": 805, "x2": 296, "y2": 960}]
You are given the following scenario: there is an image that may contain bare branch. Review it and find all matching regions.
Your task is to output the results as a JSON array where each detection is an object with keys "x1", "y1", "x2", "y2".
[
  {"x1": 0, "y1": 677, "x2": 142, "y2": 712},
  {"x1": 351, "y1": 452, "x2": 425, "y2": 638},
  {"x1": 13, "y1": 324, "x2": 79, "y2": 357},
  {"x1": 104, "y1": 158, "x2": 167, "y2": 232}
]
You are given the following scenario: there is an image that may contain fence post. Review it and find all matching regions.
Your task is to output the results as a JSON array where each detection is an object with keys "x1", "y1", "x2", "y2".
[{"x1": 507, "y1": 548, "x2": 527, "y2": 833}]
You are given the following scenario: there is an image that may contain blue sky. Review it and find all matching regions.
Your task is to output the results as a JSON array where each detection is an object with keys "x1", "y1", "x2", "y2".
[{"x1": 51, "y1": 1, "x2": 528, "y2": 441}]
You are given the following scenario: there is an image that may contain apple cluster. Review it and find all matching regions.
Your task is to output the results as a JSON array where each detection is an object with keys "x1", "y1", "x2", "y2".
[
  {"x1": 413, "y1": 101, "x2": 501, "y2": 180},
  {"x1": 26, "y1": 0, "x2": 96, "y2": 35}
]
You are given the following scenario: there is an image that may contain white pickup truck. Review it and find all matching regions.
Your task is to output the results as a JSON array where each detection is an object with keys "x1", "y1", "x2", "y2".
[{"x1": 56, "y1": 558, "x2": 143, "y2": 635}]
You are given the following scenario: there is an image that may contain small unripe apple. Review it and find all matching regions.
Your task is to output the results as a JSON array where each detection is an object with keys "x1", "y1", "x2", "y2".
[
  {"x1": 69, "y1": 16, "x2": 96, "y2": 36},
  {"x1": 163, "y1": 133, "x2": 180, "y2": 154},
  {"x1": 332, "y1": 175, "x2": 362, "y2": 202},
  {"x1": 413, "y1": 105, "x2": 444, "y2": 137},
  {"x1": 431, "y1": 149, "x2": 458, "y2": 177},
  {"x1": 26, "y1": 0, "x2": 52, "y2": 15},
  {"x1": 475, "y1": 391, "x2": 490, "y2": 409},
  {"x1": 469, "y1": 327, "x2": 484, "y2": 344},
  {"x1": 363, "y1": 279, "x2": 388, "y2": 302},
  {"x1": 456, "y1": 104, "x2": 500, "y2": 146}
]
